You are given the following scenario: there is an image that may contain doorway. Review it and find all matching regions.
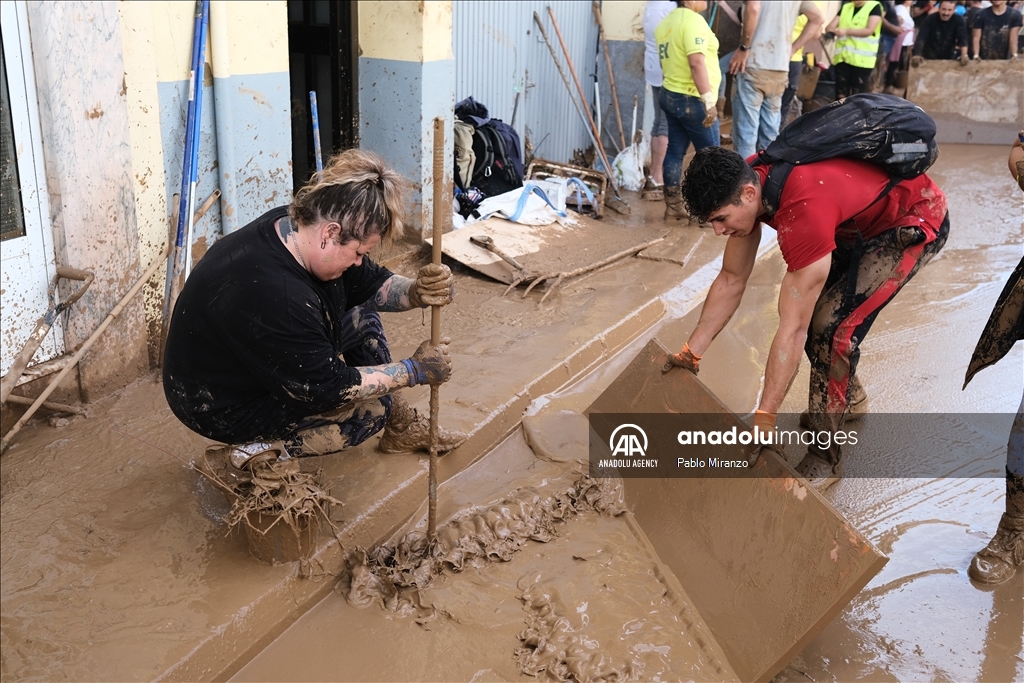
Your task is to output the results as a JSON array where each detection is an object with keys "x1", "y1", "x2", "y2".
[{"x1": 287, "y1": 0, "x2": 358, "y2": 192}]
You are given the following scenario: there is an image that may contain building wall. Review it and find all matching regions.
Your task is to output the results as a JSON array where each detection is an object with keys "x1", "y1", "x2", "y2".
[
  {"x1": 5, "y1": 0, "x2": 295, "y2": 402},
  {"x1": 596, "y1": 0, "x2": 646, "y2": 155},
  {"x1": 907, "y1": 59, "x2": 1023, "y2": 145},
  {"x1": 452, "y1": 0, "x2": 600, "y2": 166},
  {"x1": 119, "y1": 0, "x2": 291, "y2": 365},
  {"x1": 358, "y1": 1, "x2": 455, "y2": 240},
  {"x1": 25, "y1": 1, "x2": 149, "y2": 400}
]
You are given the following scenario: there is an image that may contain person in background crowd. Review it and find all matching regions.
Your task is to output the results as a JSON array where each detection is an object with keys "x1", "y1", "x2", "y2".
[
  {"x1": 781, "y1": 1, "x2": 826, "y2": 126},
  {"x1": 827, "y1": 0, "x2": 884, "y2": 99},
  {"x1": 729, "y1": 1, "x2": 823, "y2": 159},
  {"x1": 880, "y1": 0, "x2": 904, "y2": 63},
  {"x1": 963, "y1": 130, "x2": 1024, "y2": 585},
  {"x1": 641, "y1": 1, "x2": 677, "y2": 202},
  {"x1": 886, "y1": 0, "x2": 917, "y2": 91},
  {"x1": 911, "y1": 0, "x2": 937, "y2": 26},
  {"x1": 964, "y1": 0, "x2": 986, "y2": 57},
  {"x1": 655, "y1": 0, "x2": 722, "y2": 221},
  {"x1": 912, "y1": 0, "x2": 970, "y2": 62},
  {"x1": 707, "y1": 0, "x2": 746, "y2": 127},
  {"x1": 972, "y1": 0, "x2": 1022, "y2": 58}
]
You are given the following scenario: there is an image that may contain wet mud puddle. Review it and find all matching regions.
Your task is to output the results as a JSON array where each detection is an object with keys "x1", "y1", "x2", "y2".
[{"x1": 234, "y1": 401, "x2": 735, "y2": 683}]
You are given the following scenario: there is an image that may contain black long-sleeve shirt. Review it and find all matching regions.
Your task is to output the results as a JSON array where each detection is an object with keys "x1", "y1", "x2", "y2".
[{"x1": 163, "y1": 206, "x2": 392, "y2": 443}]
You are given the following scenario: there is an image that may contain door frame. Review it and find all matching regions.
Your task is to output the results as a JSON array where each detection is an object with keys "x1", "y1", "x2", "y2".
[{"x1": 1, "y1": 0, "x2": 61, "y2": 375}]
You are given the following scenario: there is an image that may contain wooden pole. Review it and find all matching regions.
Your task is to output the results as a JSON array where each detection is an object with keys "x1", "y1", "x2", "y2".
[
  {"x1": 427, "y1": 117, "x2": 445, "y2": 542},
  {"x1": 532, "y1": 12, "x2": 622, "y2": 198},
  {"x1": 546, "y1": 6, "x2": 621, "y2": 198}
]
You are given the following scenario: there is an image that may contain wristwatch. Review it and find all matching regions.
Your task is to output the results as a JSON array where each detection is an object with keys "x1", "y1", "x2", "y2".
[{"x1": 739, "y1": 44, "x2": 750, "y2": 52}]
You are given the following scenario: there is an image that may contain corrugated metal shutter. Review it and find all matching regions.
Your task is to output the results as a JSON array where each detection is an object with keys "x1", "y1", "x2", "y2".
[{"x1": 453, "y1": 1, "x2": 598, "y2": 165}]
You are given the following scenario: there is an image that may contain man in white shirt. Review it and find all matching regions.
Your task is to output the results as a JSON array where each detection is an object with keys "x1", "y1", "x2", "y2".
[
  {"x1": 642, "y1": 1, "x2": 677, "y2": 201},
  {"x1": 728, "y1": 1, "x2": 823, "y2": 158}
]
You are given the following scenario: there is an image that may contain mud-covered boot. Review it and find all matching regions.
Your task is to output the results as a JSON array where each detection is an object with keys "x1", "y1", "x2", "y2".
[
  {"x1": 377, "y1": 393, "x2": 468, "y2": 454},
  {"x1": 664, "y1": 186, "x2": 689, "y2": 222},
  {"x1": 969, "y1": 470, "x2": 1024, "y2": 585}
]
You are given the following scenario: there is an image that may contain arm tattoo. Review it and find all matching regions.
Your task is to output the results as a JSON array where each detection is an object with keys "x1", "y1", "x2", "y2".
[
  {"x1": 365, "y1": 274, "x2": 414, "y2": 312},
  {"x1": 340, "y1": 361, "x2": 411, "y2": 402}
]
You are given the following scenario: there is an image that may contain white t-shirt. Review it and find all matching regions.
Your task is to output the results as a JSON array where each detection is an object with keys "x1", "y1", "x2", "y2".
[
  {"x1": 895, "y1": 4, "x2": 915, "y2": 47},
  {"x1": 644, "y1": 1, "x2": 677, "y2": 86},
  {"x1": 748, "y1": 0, "x2": 822, "y2": 71}
]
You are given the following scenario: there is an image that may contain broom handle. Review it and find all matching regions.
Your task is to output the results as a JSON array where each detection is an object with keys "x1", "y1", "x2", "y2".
[{"x1": 427, "y1": 117, "x2": 445, "y2": 542}]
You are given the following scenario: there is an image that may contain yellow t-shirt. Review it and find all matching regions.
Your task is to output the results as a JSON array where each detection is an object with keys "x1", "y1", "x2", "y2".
[
  {"x1": 792, "y1": 0, "x2": 824, "y2": 63},
  {"x1": 656, "y1": 7, "x2": 721, "y2": 98},
  {"x1": 791, "y1": 14, "x2": 809, "y2": 62}
]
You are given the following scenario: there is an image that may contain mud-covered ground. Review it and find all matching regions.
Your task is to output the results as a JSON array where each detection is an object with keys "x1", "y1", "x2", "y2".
[
  {"x1": 2, "y1": 144, "x2": 1020, "y2": 682},
  {"x1": 234, "y1": 144, "x2": 1023, "y2": 682}
]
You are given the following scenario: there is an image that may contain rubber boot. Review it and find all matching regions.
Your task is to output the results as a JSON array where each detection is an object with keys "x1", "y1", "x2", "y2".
[
  {"x1": 663, "y1": 186, "x2": 688, "y2": 222},
  {"x1": 968, "y1": 470, "x2": 1024, "y2": 585},
  {"x1": 377, "y1": 392, "x2": 468, "y2": 454}
]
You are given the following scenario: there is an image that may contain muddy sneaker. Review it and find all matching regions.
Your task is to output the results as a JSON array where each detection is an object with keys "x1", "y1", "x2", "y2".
[
  {"x1": 228, "y1": 441, "x2": 282, "y2": 469},
  {"x1": 641, "y1": 178, "x2": 664, "y2": 201},
  {"x1": 968, "y1": 513, "x2": 1024, "y2": 584},
  {"x1": 377, "y1": 416, "x2": 468, "y2": 454},
  {"x1": 795, "y1": 452, "x2": 844, "y2": 492},
  {"x1": 377, "y1": 397, "x2": 468, "y2": 454}
]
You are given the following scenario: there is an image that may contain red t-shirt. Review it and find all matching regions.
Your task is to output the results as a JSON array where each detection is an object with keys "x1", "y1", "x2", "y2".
[{"x1": 752, "y1": 158, "x2": 948, "y2": 272}]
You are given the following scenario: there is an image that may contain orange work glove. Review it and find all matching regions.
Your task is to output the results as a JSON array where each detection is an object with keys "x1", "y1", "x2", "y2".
[
  {"x1": 748, "y1": 409, "x2": 779, "y2": 465},
  {"x1": 752, "y1": 409, "x2": 777, "y2": 433},
  {"x1": 662, "y1": 342, "x2": 701, "y2": 375}
]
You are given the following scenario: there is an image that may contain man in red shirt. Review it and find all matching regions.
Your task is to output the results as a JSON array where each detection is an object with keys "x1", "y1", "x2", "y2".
[{"x1": 671, "y1": 146, "x2": 949, "y2": 489}]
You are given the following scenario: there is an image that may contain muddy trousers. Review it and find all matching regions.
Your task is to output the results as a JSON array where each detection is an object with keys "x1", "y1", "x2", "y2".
[
  {"x1": 833, "y1": 62, "x2": 874, "y2": 100},
  {"x1": 283, "y1": 307, "x2": 394, "y2": 457},
  {"x1": 731, "y1": 67, "x2": 788, "y2": 159},
  {"x1": 1010, "y1": 395, "x2": 1024, "y2": 478},
  {"x1": 804, "y1": 215, "x2": 950, "y2": 466},
  {"x1": 660, "y1": 88, "x2": 721, "y2": 190}
]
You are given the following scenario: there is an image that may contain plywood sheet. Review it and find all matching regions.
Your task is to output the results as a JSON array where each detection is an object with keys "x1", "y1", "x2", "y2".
[
  {"x1": 586, "y1": 338, "x2": 888, "y2": 683},
  {"x1": 430, "y1": 215, "x2": 667, "y2": 285}
]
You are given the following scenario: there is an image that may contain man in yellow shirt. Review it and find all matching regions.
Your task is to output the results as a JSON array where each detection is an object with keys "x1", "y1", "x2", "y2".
[{"x1": 655, "y1": 0, "x2": 721, "y2": 221}]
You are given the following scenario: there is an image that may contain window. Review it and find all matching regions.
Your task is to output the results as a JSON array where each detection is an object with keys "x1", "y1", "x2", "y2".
[{"x1": 0, "y1": 35, "x2": 26, "y2": 242}]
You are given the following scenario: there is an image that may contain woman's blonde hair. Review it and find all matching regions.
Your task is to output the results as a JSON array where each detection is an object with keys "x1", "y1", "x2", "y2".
[{"x1": 290, "y1": 149, "x2": 405, "y2": 249}]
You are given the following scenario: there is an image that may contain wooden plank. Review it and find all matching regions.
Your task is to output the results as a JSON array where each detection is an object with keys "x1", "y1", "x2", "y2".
[
  {"x1": 586, "y1": 338, "x2": 888, "y2": 683},
  {"x1": 429, "y1": 214, "x2": 667, "y2": 285}
]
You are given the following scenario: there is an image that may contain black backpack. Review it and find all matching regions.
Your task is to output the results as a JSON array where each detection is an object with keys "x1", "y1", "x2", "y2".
[
  {"x1": 754, "y1": 93, "x2": 939, "y2": 218},
  {"x1": 472, "y1": 121, "x2": 523, "y2": 198}
]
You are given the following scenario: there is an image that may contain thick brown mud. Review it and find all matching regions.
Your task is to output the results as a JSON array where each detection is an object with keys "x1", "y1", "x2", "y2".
[
  {"x1": 1, "y1": 145, "x2": 1020, "y2": 682},
  {"x1": 236, "y1": 144, "x2": 1023, "y2": 682}
]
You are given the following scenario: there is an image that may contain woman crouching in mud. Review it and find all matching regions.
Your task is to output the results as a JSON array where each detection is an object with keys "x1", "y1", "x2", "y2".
[{"x1": 163, "y1": 149, "x2": 466, "y2": 466}]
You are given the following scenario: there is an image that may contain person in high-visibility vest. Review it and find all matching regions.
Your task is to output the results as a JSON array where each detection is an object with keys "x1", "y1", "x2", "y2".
[{"x1": 826, "y1": 0, "x2": 883, "y2": 99}]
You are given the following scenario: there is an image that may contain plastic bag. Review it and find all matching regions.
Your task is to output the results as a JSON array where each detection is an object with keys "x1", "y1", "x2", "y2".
[{"x1": 612, "y1": 131, "x2": 650, "y2": 192}]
